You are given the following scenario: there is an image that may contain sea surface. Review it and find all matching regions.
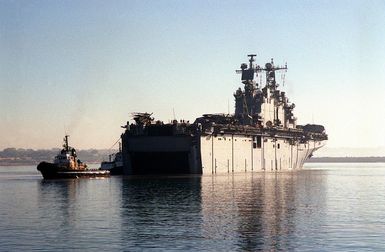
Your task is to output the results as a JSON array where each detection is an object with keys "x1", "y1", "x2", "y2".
[{"x1": 0, "y1": 163, "x2": 385, "y2": 251}]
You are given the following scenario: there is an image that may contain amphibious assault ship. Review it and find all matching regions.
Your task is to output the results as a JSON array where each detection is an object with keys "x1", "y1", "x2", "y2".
[{"x1": 120, "y1": 55, "x2": 327, "y2": 175}]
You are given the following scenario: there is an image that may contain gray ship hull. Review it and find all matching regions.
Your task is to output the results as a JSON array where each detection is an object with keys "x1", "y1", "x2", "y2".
[{"x1": 121, "y1": 131, "x2": 325, "y2": 175}]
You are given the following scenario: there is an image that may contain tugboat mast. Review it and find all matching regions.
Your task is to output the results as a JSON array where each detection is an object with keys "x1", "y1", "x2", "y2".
[{"x1": 63, "y1": 135, "x2": 69, "y2": 152}]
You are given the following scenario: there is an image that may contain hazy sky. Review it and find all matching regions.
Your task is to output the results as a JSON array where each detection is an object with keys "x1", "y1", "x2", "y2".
[{"x1": 1, "y1": 0, "x2": 385, "y2": 151}]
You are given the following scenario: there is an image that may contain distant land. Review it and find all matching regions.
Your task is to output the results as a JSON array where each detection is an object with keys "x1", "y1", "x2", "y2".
[
  {"x1": 309, "y1": 146, "x2": 385, "y2": 163},
  {"x1": 0, "y1": 148, "x2": 115, "y2": 166},
  {"x1": 1, "y1": 147, "x2": 385, "y2": 166},
  {"x1": 314, "y1": 146, "x2": 385, "y2": 158},
  {"x1": 307, "y1": 157, "x2": 385, "y2": 163}
]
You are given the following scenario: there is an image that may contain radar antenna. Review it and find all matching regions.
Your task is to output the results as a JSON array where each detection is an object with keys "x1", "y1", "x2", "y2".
[
  {"x1": 236, "y1": 55, "x2": 287, "y2": 87},
  {"x1": 247, "y1": 54, "x2": 256, "y2": 68},
  {"x1": 235, "y1": 54, "x2": 261, "y2": 81}
]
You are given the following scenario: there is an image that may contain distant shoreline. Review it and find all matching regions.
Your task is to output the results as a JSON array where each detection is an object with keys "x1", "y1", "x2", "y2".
[
  {"x1": 307, "y1": 157, "x2": 385, "y2": 163},
  {"x1": 0, "y1": 162, "x2": 101, "y2": 167},
  {"x1": 0, "y1": 148, "x2": 114, "y2": 166}
]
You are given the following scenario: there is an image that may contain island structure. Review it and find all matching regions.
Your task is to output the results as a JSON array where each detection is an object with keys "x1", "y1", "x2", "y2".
[{"x1": 120, "y1": 54, "x2": 327, "y2": 175}]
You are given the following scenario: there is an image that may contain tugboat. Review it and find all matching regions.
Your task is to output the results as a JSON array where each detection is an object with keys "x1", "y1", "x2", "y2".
[
  {"x1": 37, "y1": 135, "x2": 110, "y2": 179},
  {"x1": 100, "y1": 143, "x2": 123, "y2": 175}
]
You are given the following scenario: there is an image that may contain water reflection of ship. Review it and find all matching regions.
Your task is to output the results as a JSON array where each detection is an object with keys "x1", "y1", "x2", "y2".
[
  {"x1": 36, "y1": 178, "x2": 124, "y2": 248},
  {"x1": 235, "y1": 173, "x2": 297, "y2": 251},
  {"x1": 119, "y1": 176, "x2": 203, "y2": 246},
  {"x1": 201, "y1": 172, "x2": 327, "y2": 251},
  {"x1": 37, "y1": 179, "x2": 81, "y2": 227}
]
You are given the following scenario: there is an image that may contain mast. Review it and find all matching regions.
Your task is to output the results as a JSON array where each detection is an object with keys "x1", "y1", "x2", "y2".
[
  {"x1": 236, "y1": 55, "x2": 288, "y2": 88},
  {"x1": 63, "y1": 135, "x2": 69, "y2": 152},
  {"x1": 247, "y1": 54, "x2": 256, "y2": 68},
  {"x1": 235, "y1": 54, "x2": 288, "y2": 126},
  {"x1": 264, "y1": 58, "x2": 287, "y2": 91}
]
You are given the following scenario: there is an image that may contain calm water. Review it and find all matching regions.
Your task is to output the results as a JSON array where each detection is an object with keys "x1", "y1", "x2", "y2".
[{"x1": 1, "y1": 163, "x2": 385, "y2": 251}]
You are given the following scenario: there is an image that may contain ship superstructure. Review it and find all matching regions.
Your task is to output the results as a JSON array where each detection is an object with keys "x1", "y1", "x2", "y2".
[{"x1": 121, "y1": 55, "x2": 327, "y2": 175}]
